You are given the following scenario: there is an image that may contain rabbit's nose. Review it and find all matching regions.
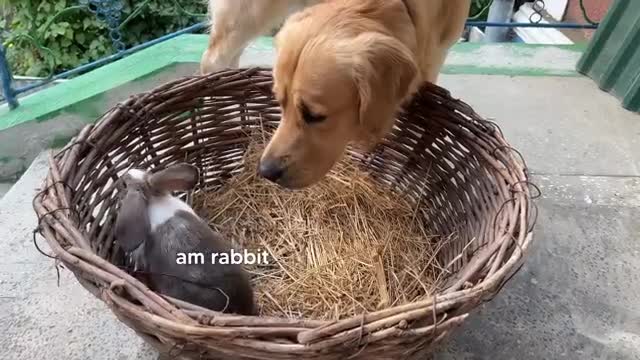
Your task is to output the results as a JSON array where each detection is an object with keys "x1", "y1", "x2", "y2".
[{"x1": 258, "y1": 158, "x2": 285, "y2": 183}]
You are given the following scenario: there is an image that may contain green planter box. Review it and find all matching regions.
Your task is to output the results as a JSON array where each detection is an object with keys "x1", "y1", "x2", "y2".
[{"x1": 576, "y1": 0, "x2": 640, "y2": 113}]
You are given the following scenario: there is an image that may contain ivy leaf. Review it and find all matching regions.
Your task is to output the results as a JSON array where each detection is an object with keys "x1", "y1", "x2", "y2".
[
  {"x1": 54, "y1": 1, "x2": 67, "y2": 12},
  {"x1": 76, "y1": 33, "x2": 86, "y2": 45},
  {"x1": 89, "y1": 38, "x2": 101, "y2": 50},
  {"x1": 49, "y1": 23, "x2": 67, "y2": 37},
  {"x1": 37, "y1": 2, "x2": 52, "y2": 13},
  {"x1": 83, "y1": 18, "x2": 93, "y2": 30}
]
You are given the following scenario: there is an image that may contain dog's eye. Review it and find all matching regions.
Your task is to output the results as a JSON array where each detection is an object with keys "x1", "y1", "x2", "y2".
[{"x1": 300, "y1": 102, "x2": 326, "y2": 124}]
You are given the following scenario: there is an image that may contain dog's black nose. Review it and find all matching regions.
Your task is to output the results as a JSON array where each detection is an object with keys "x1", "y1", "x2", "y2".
[{"x1": 258, "y1": 158, "x2": 285, "y2": 182}]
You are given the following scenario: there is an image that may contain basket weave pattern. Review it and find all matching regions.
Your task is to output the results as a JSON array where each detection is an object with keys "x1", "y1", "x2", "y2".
[{"x1": 33, "y1": 68, "x2": 536, "y2": 359}]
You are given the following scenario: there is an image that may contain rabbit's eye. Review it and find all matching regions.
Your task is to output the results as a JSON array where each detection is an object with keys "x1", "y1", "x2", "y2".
[{"x1": 118, "y1": 180, "x2": 128, "y2": 191}]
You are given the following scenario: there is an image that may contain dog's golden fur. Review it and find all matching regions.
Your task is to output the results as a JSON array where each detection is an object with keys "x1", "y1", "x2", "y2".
[{"x1": 202, "y1": 0, "x2": 471, "y2": 188}]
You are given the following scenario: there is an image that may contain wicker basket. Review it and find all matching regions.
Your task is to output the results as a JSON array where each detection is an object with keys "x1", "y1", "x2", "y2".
[{"x1": 33, "y1": 68, "x2": 536, "y2": 360}]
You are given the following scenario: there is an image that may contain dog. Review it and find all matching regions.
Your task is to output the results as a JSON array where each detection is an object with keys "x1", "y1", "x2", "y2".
[{"x1": 201, "y1": 0, "x2": 471, "y2": 189}]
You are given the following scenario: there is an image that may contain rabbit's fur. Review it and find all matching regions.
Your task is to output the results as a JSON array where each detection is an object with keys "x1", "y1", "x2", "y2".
[{"x1": 114, "y1": 164, "x2": 256, "y2": 315}]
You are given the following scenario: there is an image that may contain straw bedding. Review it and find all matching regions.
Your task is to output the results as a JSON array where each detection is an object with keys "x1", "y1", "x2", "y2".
[{"x1": 192, "y1": 138, "x2": 450, "y2": 321}]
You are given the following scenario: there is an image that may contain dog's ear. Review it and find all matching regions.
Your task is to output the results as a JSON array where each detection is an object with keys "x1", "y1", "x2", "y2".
[{"x1": 335, "y1": 32, "x2": 419, "y2": 144}]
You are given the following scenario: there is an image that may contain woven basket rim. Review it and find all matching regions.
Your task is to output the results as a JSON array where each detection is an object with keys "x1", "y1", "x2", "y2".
[{"x1": 32, "y1": 67, "x2": 538, "y2": 358}]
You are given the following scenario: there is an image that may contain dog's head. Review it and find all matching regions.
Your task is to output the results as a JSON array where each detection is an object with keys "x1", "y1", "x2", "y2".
[{"x1": 258, "y1": 1, "x2": 419, "y2": 189}]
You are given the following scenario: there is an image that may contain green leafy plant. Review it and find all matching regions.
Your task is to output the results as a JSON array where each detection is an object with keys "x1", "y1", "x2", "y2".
[
  {"x1": 1, "y1": 0, "x2": 207, "y2": 77},
  {"x1": 470, "y1": 0, "x2": 493, "y2": 21}
]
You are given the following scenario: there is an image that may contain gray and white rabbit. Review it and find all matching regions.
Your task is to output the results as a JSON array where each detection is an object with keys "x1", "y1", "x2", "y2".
[{"x1": 114, "y1": 163, "x2": 256, "y2": 315}]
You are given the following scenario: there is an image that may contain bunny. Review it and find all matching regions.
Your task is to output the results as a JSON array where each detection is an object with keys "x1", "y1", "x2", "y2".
[{"x1": 114, "y1": 163, "x2": 256, "y2": 316}]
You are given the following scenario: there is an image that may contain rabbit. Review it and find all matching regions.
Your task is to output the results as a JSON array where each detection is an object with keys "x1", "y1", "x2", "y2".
[{"x1": 114, "y1": 163, "x2": 257, "y2": 316}]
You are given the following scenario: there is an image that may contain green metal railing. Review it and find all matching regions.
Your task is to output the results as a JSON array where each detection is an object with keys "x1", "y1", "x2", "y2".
[{"x1": 1, "y1": 0, "x2": 602, "y2": 111}]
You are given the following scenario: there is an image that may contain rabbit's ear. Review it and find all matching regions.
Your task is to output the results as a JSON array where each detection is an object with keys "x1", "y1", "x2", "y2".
[
  {"x1": 148, "y1": 163, "x2": 199, "y2": 192},
  {"x1": 114, "y1": 190, "x2": 149, "y2": 252}
]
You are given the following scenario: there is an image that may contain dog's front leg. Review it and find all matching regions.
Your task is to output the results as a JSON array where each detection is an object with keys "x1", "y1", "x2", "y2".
[{"x1": 200, "y1": 0, "x2": 292, "y2": 74}]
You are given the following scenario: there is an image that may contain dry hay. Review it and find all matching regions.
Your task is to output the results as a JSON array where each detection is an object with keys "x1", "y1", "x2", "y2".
[{"x1": 192, "y1": 139, "x2": 451, "y2": 321}]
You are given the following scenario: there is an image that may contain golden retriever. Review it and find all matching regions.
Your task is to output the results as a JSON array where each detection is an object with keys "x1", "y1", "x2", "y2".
[{"x1": 201, "y1": 0, "x2": 471, "y2": 189}]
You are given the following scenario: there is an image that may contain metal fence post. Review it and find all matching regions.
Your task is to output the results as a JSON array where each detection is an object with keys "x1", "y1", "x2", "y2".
[
  {"x1": 485, "y1": 0, "x2": 516, "y2": 42},
  {"x1": 0, "y1": 44, "x2": 19, "y2": 110}
]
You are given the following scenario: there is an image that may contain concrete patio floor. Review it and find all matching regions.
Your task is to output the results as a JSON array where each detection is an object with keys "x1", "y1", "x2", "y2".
[
  {"x1": 1, "y1": 72, "x2": 639, "y2": 359},
  {"x1": 0, "y1": 183, "x2": 13, "y2": 200}
]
